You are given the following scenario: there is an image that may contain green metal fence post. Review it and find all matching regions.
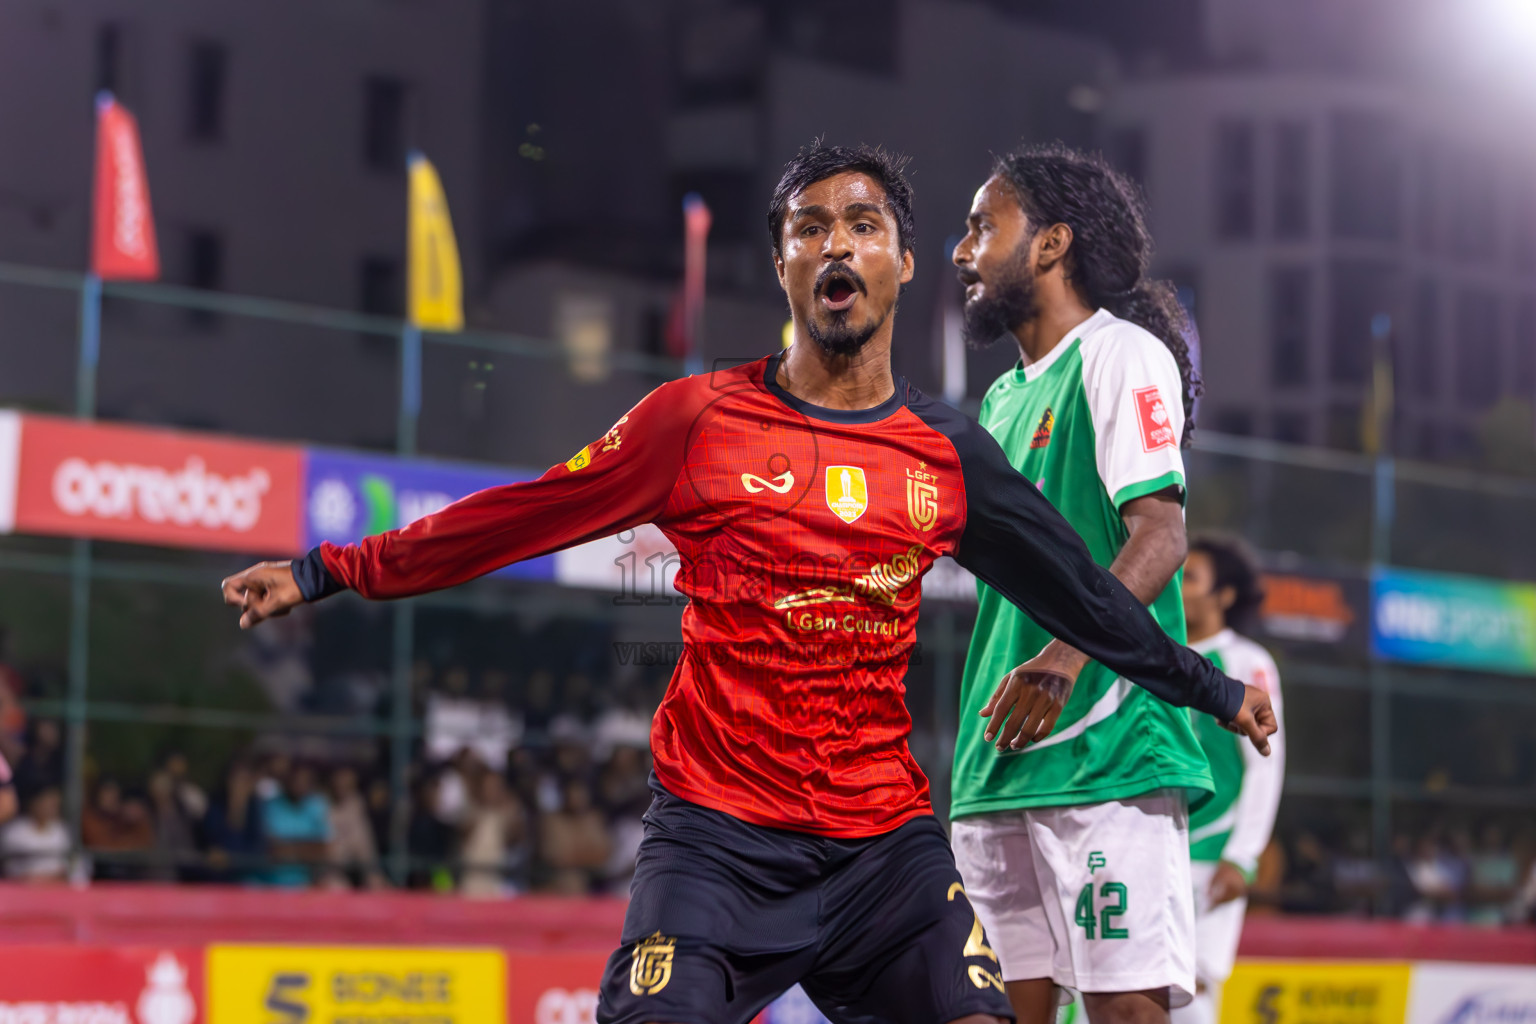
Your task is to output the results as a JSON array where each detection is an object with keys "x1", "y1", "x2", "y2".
[{"x1": 65, "y1": 273, "x2": 102, "y2": 856}]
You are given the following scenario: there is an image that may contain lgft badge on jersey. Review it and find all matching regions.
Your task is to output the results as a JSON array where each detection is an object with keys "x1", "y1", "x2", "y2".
[{"x1": 825, "y1": 465, "x2": 868, "y2": 524}]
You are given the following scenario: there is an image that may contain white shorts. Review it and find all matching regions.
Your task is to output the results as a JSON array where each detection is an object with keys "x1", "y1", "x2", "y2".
[
  {"x1": 951, "y1": 790, "x2": 1196, "y2": 1006},
  {"x1": 1190, "y1": 860, "x2": 1246, "y2": 986}
]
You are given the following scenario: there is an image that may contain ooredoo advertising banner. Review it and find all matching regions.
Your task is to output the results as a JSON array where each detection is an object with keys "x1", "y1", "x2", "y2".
[
  {"x1": 1406, "y1": 963, "x2": 1536, "y2": 1024},
  {"x1": 14, "y1": 415, "x2": 303, "y2": 554},
  {"x1": 207, "y1": 945, "x2": 505, "y2": 1024},
  {"x1": 0, "y1": 946, "x2": 203, "y2": 1024},
  {"x1": 302, "y1": 449, "x2": 553, "y2": 580}
]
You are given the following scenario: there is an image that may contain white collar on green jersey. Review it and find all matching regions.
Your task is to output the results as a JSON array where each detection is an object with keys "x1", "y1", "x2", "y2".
[
  {"x1": 1190, "y1": 627, "x2": 1236, "y2": 655},
  {"x1": 1020, "y1": 307, "x2": 1116, "y2": 382}
]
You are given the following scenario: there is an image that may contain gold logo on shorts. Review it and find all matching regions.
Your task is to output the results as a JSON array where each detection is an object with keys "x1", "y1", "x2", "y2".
[
  {"x1": 629, "y1": 931, "x2": 676, "y2": 995},
  {"x1": 948, "y1": 883, "x2": 1004, "y2": 992}
]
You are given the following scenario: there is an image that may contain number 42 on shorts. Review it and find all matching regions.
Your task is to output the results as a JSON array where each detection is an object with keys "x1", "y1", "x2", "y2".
[{"x1": 1074, "y1": 851, "x2": 1129, "y2": 940}]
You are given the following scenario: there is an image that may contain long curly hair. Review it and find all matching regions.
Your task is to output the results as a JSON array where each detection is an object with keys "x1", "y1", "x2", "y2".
[{"x1": 992, "y1": 142, "x2": 1202, "y2": 445}]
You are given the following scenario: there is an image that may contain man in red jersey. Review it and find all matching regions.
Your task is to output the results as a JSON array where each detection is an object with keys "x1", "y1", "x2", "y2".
[{"x1": 223, "y1": 144, "x2": 1274, "y2": 1024}]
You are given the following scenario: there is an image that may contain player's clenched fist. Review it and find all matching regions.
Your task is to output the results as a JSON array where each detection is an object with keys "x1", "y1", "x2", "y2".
[
  {"x1": 1222, "y1": 683, "x2": 1278, "y2": 756},
  {"x1": 221, "y1": 560, "x2": 303, "y2": 629}
]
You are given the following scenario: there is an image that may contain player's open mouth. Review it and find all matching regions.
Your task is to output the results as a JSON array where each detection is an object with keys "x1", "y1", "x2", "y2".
[{"x1": 819, "y1": 275, "x2": 860, "y2": 312}]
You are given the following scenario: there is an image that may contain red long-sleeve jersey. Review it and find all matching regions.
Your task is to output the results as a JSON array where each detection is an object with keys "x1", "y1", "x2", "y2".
[{"x1": 295, "y1": 354, "x2": 1240, "y2": 837}]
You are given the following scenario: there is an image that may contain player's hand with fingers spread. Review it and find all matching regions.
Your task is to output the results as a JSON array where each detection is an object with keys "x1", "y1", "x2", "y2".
[
  {"x1": 221, "y1": 560, "x2": 303, "y2": 630},
  {"x1": 981, "y1": 641, "x2": 1087, "y2": 752},
  {"x1": 1222, "y1": 682, "x2": 1277, "y2": 756}
]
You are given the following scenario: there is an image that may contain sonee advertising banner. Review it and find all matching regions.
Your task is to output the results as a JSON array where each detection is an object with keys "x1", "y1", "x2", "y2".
[{"x1": 206, "y1": 945, "x2": 505, "y2": 1024}]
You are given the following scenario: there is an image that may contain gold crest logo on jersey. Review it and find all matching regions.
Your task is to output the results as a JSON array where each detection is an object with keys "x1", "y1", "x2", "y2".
[
  {"x1": 629, "y1": 931, "x2": 676, "y2": 996},
  {"x1": 825, "y1": 465, "x2": 868, "y2": 524},
  {"x1": 601, "y1": 413, "x2": 629, "y2": 453},
  {"x1": 905, "y1": 463, "x2": 939, "y2": 532}
]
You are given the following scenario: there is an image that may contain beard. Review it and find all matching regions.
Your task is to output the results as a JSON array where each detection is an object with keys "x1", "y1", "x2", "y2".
[
  {"x1": 805, "y1": 264, "x2": 890, "y2": 357},
  {"x1": 960, "y1": 243, "x2": 1038, "y2": 350},
  {"x1": 806, "y1": 309, "x2": 884, "y2": 356}
]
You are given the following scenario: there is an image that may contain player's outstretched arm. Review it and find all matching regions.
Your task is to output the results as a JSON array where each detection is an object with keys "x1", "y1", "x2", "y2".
[
  {"x1": 945, "y1": 418, "x2": 1273, "y2": 750},
  {"x1": 220, "y1": 380, "x2": 702, "y2": 627}
]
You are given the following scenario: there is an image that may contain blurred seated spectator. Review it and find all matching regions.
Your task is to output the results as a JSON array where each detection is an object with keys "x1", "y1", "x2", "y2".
[
  {"x1": 1, "y1": 785, "x2": 70, "y2": 882},
  {"x1": 597, "y1": 745, "x2": 651, "y2": 895},
  {"x1": 254, "y1": 752, "x2": 292, "y2": 801},
  {"x1": 365, "y1": 776, "x2": 392, "y2": 859},
  {"x1": 160, "y1": 751, "x2": 208, "y2": 823},
  {"x1": 1467, "y1": 823, "x2": 1518, "y2": 925},
  {"x1": 540, "y1": 778, "x2": 611, "y2": 895},
  {"x1": 425, "y1": 666, "x2": 521, "y2": 772},
  {"x1": 1407, "y1": 834, "x2": 1467, "y2": 923},
  {"x1": 147, "y1": 769, "x2": 197, "y2": 882},
  {"x1": 1333, "y1": 830, "x2": 1381, "y2": 915},
  {"x1": 12, "y1": 719, "x2": 63, "y2": 803},
  {"x1": 460, "y1": 771, "x2": 527, "y2": 898},
  {"x1": 1246, "y1": 836, "x2": 1286, "y2": 916},
  {"x1": 407, "y1": 773, "x2": 455, "y2": 891},
  {"x1": 81, "y1": 778, "x2": 154, "y2": 880},
  {"x1": 0, "y1": 751, "x2": 15, "y2": 826},
  {"x1": 0, "y1": 628, "x2": 24, "y2": 765},
  {"x1": 1281, "y1": 831, "x2": 1337, "y2": 914},
  {"x1": 327, "y1": 767, "x2": 385, "y2": 890},
  {"x1": 204, "y1": 762, "x2": 265, "y2": 884},
  {"x1": 261, "y1": 763, "x2": 330, "y2": 888},
  {"x1": 434, "y1": 748, "x2": 488, "y2": 829}
]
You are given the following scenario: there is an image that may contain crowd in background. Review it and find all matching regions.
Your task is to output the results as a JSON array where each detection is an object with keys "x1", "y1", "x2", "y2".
[{"x1": 1, "y1": 615, "x2": 1535, "y2": 924}]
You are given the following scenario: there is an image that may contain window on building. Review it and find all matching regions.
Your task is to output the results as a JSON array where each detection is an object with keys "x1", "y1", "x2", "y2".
[
  {"x1": 1273, "y1": 410, "x2": 1310, "y2": 444},
  {"x1": 1407, "y1": 281, "x2": 1440, "y2": 401},
  {"x1": 185, "y1": 229, "x2": 224, "y2": 328},
  {"x1": 363, "y1": 77, "x2": 409, "y2": 172},
  {"x1": 1516, "y1": 296, "x2": 1536, "y2": 400},
  {"x1": 1212, "y1": 407, "x2": 1254, "y2": 436},
  {"x1": 1329, "y1": 261, "x2": 1394, "y2": 387},
  {"x1": 359, "y1": 256, "x2": 403, "y2": 317},
  {"x1": 1330, "y1": 110, "x2": 1402, "y2": 242},
  {"x1": 1110, "y1": 127, "x2": 1148, "y2": 191},
  {"x1": 769, "y1": 0, "x2": 899, "y2": 77},
  {"x1": 1455, "y1": 288, "x2": 1502, "y2": 410},
  {"x1": 94, "y1": 22, "x2": 125, "y2": 97},
  {"x1": 1325, "y1": 402, "x2": 1364, "y2": 451},
  {"x1": 1273, "y1": 121, "x2": 1310, "y2": 240},
  {"x1": 186, "y1": 41, "x2": 227, "y2": 143},
  {"x1": 1214, "y1": 120, "x2": 1255, "y2": 240},
  {"x1": 1270, "y1": 266, "x2": 1311, "y2": 389},
  {"x1": 1446, "y1": 151, "x2": 1499, "y2": 264}
]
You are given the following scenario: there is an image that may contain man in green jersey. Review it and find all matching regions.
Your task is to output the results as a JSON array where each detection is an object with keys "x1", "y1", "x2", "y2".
[
  {"x1": 1175, "y1": 535, "x2": 1285, "y2": 1024},
  {"x1": 948, "y1": 144, "x2": 1272, "y2": 1024}
]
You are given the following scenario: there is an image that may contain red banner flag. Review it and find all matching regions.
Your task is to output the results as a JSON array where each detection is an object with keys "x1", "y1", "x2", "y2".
[{"x1": 91, "y1": 93, "x2": 159, "y2": 281}]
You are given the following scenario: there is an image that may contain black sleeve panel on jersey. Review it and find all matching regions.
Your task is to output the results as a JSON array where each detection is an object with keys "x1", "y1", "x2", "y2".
[
  {"x1": 292, "y1": 547, "x2": 345, "y2": 602},
  {"x1": 905, "y1": 387, "x2": 1244, "y2": 721}
]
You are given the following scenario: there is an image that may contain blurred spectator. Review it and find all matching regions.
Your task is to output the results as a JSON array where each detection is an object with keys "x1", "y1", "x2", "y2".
[
  {"x1": 261, "y1": 763, "x2": 330, "y2": 888},
  {"x1": 0, "y1": 628, "x2": 24, "y2": 765},
  {"x1": 460, "y1": 771, "x2": 527, "y2": 898},
  {"x1": 435, "y1": 748, "x2": 488, "y2": 828},
  {"x1": 255, "y1": 752, "x2": 292, "y2": 801},
  {"x1": 1247, "y1": 837, "x2": 1286, "y2": 915},
  {"x1": 12, "y1": 719, "x2": 63, "y2": 803},
  {"x1": 81, "y1": 778, "x2": 154, "y2": 880},
  {"x1": 1406, "y1": 835, "x2": 1467, "y2": 923},
  {"x1": 1281, "y1": 831, "x2": 1337, "y2": 913},
  {"x1": 1333, "y1": 830, "x2": 1380, "y2": 915},
  {"x1": 147, "y1": 769, "x2": 198, "y2": 882},
  {"x1": 425, "y1": 666, "x2": 521, "y2": 771},
  {"x1": 407, "y1": 773, "x2": 455, "y2": 891},
  {"x1": 365, "y1": 775, "x2": 393, "y2": 857},
  {"x1": 161, "y1": 751, "x2": 208, "y2": 823},
  {"x1": 597, "y1": 745, "x2": 650, "y2": 894},
  {"x1": 0, "y1": 751, "x2": 15, "y2": 826},
  {"x1": 204, "y1": 762, "x2": 265, "y2": 884},
  {"x1": 328, "y1": 767, "x2": 385, "y2": 890},
  {"x1": 1, "y1": 786, "x2": 70, "y2": 882},
  {"x1": 539, "y1": 778, "x2": 611, "y2": 895},
  {"x1": 1467, "y1": 823, "x2": 1518, "y2": 925}
]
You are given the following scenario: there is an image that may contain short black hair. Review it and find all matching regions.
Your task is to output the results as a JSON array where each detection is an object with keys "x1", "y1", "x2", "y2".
[
  {"x1": 768, "y1": 142, "x2": 915, "y2": 262},
  {"x1": 1190, "y1": 533, "x2": 1265, "y2": 636}
]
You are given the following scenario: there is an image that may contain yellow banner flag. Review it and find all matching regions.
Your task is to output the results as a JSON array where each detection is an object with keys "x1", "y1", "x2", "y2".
[{"x1": 408, "y1": 152, "x2": 463, "y2": 332}]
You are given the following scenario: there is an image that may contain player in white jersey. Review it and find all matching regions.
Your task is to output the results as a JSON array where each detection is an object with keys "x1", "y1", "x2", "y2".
[{"x1": 1174, "y1": 535, "x2": 1285, "y2": 1024}]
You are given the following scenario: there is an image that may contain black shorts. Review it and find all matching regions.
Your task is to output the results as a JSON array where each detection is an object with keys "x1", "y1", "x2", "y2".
[{"x1": 596, "y1": 789, "x2": 1015, "y2": 1024}]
